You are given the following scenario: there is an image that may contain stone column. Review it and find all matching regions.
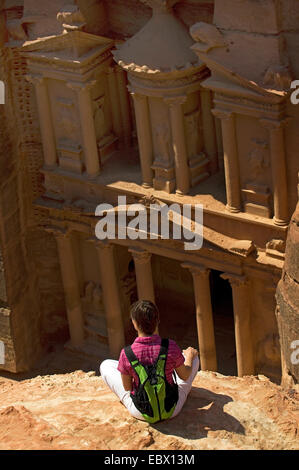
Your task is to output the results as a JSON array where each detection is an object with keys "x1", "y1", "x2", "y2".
[
  {"x1": 212, "y1": 109, "x2": 241, "y2": 213},
  {"x1": 221, "y1": 274, "x2": 254, "y2": 377},
  {"x1": 129, "y1": 248, "x2": 155, "y2": 303},
  {"x1": 183, "y1": 263, "x2": 217, "y2": 371},
  {"x1": 260, "y1": 118, "x2": 289, "y2": 226},
  {"x1": 131, "y1": 92, "x2": 154, "y2": 188},
  {"x1": 27, "y1": 75, "x2": 57, "y2": 168},
  {"x1": 106, "y1": 66, "x2": 123, "y2": 140},
  {"x1": 200, "y1": 88, "x2": 218, "y2": 174},
  {"x1": 165, "y1": 96, "x2": 190, "y2": 196},
  {"x1": 214, "y1": 116, "x2": 224, "y2": 171},
  {"x1": 116, "y1": 66, "x2": 132, "y2": 147},
  {"x1": 55, "y1": 230, "x2": 85, "y2": 348},
  {"x1": 95, "y1": 241, "x2": 125, "y2": 359},
  {"x1": 68, "y1": 81, "x2": 100, "y2": 178}
]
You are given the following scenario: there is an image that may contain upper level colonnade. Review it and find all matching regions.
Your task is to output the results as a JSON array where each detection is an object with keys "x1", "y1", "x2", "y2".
[{"x1": 20, "y1": 0, "x2": 297, "y2": 233}]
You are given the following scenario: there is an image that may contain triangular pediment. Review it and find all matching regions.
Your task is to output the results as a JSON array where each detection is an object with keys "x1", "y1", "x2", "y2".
[
  {"x1": 191, "y1": 45, "x2": 287, "y2": 104},
  {"x1": 21, "y1": 31, "x2": 114, "y2": 62}
]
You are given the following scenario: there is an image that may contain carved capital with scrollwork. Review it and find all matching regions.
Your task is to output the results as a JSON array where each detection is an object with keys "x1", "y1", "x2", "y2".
[
  {"x1": 221, "y1": 273, "x2": 249, "y2": 289},
  {"x1": 182, "y1": 262, "x2": 210, "y2": 279},
  {"x1": 164, "y1": 95, "x2": 187, "y2": 108},
  {"x1": 129, "y1": 247, "x2": 152, "y2": 265}
]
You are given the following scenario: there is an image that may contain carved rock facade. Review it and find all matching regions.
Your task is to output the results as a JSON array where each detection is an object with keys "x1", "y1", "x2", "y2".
[{"x1": 0, "y1": 0, "x2": 298, "y2": 384}]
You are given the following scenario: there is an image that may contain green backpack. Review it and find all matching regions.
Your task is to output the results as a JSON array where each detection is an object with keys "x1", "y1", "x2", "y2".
[{"x1": 124, "y1": 338, "x2": 179, "y2": 424}]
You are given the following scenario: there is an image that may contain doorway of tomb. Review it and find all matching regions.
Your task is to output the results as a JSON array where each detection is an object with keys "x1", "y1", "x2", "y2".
[
  {"x1": 210, "y1": 270, "x2": 237, "y2": 376},
  {"x1": 152, "y1": 255, "x2": 198, "y2": 352}
]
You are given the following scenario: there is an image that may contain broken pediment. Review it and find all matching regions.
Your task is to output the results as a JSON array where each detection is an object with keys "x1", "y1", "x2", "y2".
[
  {"x1": 190, "y1": 9, "x2": 293, "y2": 97},
  {"x1": 21, "y1": 30, "x2": 113, "y2": 63},
  {"x1": 190, "y1": 22, "x2": 227, "y2": 54},
  {"x1": 191, "y1": 38, "x2": 288, "y2": 104}
]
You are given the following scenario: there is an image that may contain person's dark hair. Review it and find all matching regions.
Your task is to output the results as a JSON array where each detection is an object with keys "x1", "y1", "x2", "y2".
[{"x1": 130, "y1": 300, "x2": 160, "y2": 336}]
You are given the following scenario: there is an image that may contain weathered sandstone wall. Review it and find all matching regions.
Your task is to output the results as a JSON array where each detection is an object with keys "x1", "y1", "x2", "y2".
[{"x1": 276, "y1": 191, "x2": 299, "y2": 386}]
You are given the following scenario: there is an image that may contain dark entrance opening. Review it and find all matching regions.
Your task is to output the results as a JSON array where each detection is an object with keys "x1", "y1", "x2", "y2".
[{"x1": 210, "y1": 270, "x2": 237, "y2": 376}]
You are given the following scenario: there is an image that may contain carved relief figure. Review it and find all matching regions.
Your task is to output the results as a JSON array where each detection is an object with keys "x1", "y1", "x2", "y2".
[
  {"x1": 155, "y1": 123, "x2": 171, "y2": 166},
  {"x1": 93, "y1": 95, "x2": 106, "y2": 141},
  {"x1": 185, "y1": 111, "x2": 200, "y2": 158},
  {"x1": 81, "y1": 281, "x2": 107, "y2": 339},
  {"x1": 57, "y1": 4, "x2": 86, "y2": 32},
  {"x1": 82, "y1": 281, "x2": 105, "y2": 316},
  {"x1": 248, "y1": 139, "x2": 270, "y2": 184},
  {"x1": 57, "y1": 99, "x2": 79, "y2": 144}
]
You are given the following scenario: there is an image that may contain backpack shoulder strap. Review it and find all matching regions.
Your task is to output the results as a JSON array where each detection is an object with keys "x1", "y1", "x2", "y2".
[
  {"x1": 124, "y1": 346, "x2": 140, "y2": 370},
  {"x1": 155, "y1": 338, "x2": 169, "y2": 365}
]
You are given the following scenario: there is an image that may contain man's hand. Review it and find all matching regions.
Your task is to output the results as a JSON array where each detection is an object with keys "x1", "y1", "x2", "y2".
[
  {"x1": 175, "y1": 347, "x2": 199, "y2": 382},
  {"x1": 183, "y1": 347, "x2": 198, "y2": 365}
]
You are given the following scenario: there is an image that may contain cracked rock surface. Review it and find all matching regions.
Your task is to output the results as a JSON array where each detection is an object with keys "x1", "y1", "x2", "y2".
[{"x1": 0, "y1": 370, "x2": 298, "y2": 450}]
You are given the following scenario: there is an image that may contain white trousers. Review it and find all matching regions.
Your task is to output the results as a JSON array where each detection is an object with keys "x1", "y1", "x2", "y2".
[{"x1": 100, "y1": 355, "x2": 200, "y2": 421}]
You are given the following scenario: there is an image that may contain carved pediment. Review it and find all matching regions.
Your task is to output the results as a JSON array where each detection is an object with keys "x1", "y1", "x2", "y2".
[
  {"x1": 21, "y1": 30, "x2": 113, "y2": 62},
  {"x1": 200, "y1": 68, "x2": 287, "y2": 105},
  {"x1": 191, "y1": 22, "x2": 292, "y2": 100}
]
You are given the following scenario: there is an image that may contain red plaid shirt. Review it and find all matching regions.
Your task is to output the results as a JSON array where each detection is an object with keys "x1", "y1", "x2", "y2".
[{"x1": 118, "y1": 335, "x2": 185, "y2": 392}]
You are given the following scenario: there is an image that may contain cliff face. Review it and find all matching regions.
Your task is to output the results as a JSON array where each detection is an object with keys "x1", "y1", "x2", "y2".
[
  {"x1": 276, "y1": 194, "x2": 299, "y2": 387},
  {"x1": 0, "y1": 369, "x2": 298, "y2": 450}
]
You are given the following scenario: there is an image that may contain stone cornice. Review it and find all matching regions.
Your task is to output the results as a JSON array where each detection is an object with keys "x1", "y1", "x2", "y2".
[
  {"x1": 20, "y1": 31, "x2": 114, "y2": 71},
  {"x1": 212, "y1": 91, "x2": 288, "y2": 120},
  {"x1": 127, "y1": 67, "x2": 210, "y2": 97},
  {"x1": 114, "y1": 56, "x2": 202, "y2": 78},
  {"x1": 194, "y1": 57, "x2": 289, "y2": 105}
]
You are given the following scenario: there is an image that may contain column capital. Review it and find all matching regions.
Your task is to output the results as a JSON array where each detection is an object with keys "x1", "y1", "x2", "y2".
[
  {"x1": 212, "y1": 108, "x2": 233, "y2": 121},
  {"x1": 129, "y1": 247, "x2": 152, "y2": 264},
  {"x1": 67, "y1": 80, "x2": 96, "y2": 93},
  {"x1": 182, "y1": 262, "x2": 210, "y2": 278},
  {"x1": 259, "y1": 117, "x2": 292, "y2": 131},
  {"x1": 129, "y1": 89, "x2": 146, "y2": 103},
  {"x1": 88, "y1": 237, "x2": 115, "y2": 252},
  {"x1": 26, "y1": 74, "x2": 45, "y2": 86},
  {"x1": 221, "y1": 273, "x2": 249, "y2": 288},
  {"x1": 200, "y1": 87, "x2": 212, "y2": 95},
  {"x1": 114, "y1": 64, "x2": 125, "y2": 74},
  {"x1": 164, "y1": 95, "x2": 187, "y2": 107},
  {"x1": 44, "y1": 225, "x2": 70, "y2": 239}
]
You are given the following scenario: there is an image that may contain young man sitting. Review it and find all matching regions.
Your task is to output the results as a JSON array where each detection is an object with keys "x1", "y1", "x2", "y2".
[{"x1": 100, "y1": 300, "x2": 199, "y2": 422}]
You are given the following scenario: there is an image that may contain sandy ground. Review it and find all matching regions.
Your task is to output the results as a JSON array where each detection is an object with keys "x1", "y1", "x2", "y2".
[{"x1": 0, "y1": 348, "x2": 298, "y2": 450}]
